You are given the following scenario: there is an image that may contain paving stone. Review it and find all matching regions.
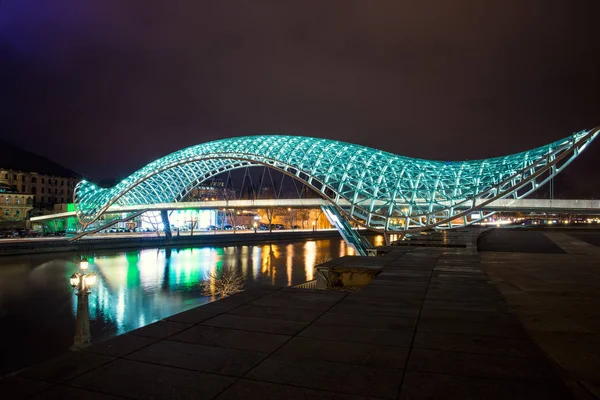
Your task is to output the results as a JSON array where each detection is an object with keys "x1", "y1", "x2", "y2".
[
  {"x1": 69, "y1": 359, "x2": 234, "y2": 400},
  {"x1": 228, "y1": 304, "x2": 325, "y2": 322},
  {"x1": 413, "y1": 331, "x2": 543, "y2": 358},
  {"x1": 0, "y1": 376, "x2": 53, "y2": 399},
  {"x1": 83, "y1": 334, "x2": 159, "y2": 358},
  {"x1": 129, "y1": 320, "x2": 194, "y2": 339},
  {"x1": 170, "y1": 325, "x2": 291, "y2": 353},
  {"x1": 532, "y1": 331, "x2": 600, "y2": 344},
  {"x1": 533, "y1": 339, "x2": 600, "y2": 377},
  {"x1": 427, "y1": 281, "x2": 495, "y2": 290},
  {"x1": 299, "y1": 324, "x2": 414, "y2": 346},
  {"x1": 276, "y1": 336, "x2": 409, "y2": 369},
  {"x1": 417, "y1": 318, "x2": 528, "y2": 338},
  {"x1": 346, "y1": 292, "x2": 424, "y2": 308},
  {"x1": 245, "y1": 355, "x2": 403, "y2": 399},
  {"x1": 352, "y1": 287, "x2": 426, "y2": 300},
  {"x1": 381, "y1": 264, "x2": 435, "y2": 271},
  {"x1": 567, "y1": 233, "x2": 600, "y2": 247},
  {"x1": 423, "y1": 299, "x2": 512, "y2": 313},
  {"x1": 211, "y1": 288, "x2": 279, "y2": 307},
  {"x1": 407, "y1": 348, "x2": 559, "y2": 381},
  {"x1": 30, "y1": 385, "x2": 125, "y2": 399},
  {"x1": 481, "y1": 234, "x2": 600, "y2": 399},
  {"x1": 399, "y1": 370, "x2": 574, "y2": 400},
  {"x1": 368, "y1": 280, "x2": 429, "y2": 291},
  {"x1": 126, "y1": 339, "x2": 266, "y2": 376},
  {"x1": 478, "y1": 230, "x2": 566, "y2": 253},
  {"x1": 191, "y1": 300, "x2": 241, "y2": 313},
  {"x1": 216, "y1": 379, "x2": 380, "y2": 400},
  {"x1": 250, "y1": 290, "x2": 345, "y2": 309},
  {"x1": 165, "y1": 307, "x2": 228, "y2": 324},
  {"x1": 19, "y1": 352, "x2": 115, "y2": 383},
  {"x1": 424, "y1": 291, "x2": 505, "y2": 302},
  {"x1": 518, "y1": 313, "x2": 593, "y2": 334},
  {"x1": 419, "y1": 308, "x2": 521, "y2": 325},
  {"x1": 376, "y1": 270, "x2": 432, "y2": 278},
  {"x1": 315, "y1": 312, "x2": 416, "y2": 330},
  {"x1": 330, "y1": 302, "x2": 420, "y2": 318},
  {"x1": 203, "y1": 314, "x2": 308, "y2": 335}
]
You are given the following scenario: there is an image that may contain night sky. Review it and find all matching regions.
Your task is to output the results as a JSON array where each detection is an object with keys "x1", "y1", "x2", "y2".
[{"x1": 1, "y1": 1, "x2": 599, "y2": 195}]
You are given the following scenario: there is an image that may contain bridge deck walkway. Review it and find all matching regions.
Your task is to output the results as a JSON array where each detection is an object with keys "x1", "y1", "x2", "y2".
[{"x1": 0, "y1": 230, "x2": 585, "y2": 399}]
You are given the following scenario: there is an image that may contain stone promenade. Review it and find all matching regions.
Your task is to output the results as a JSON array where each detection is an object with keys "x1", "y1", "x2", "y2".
[{"x1": 1, "y1": 228, "x2": 596, "y2": 399}]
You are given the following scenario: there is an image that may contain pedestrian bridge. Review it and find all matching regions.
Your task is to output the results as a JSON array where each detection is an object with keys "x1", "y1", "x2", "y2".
[
  {"x1": 31, "y1": 197, "x2": 600, "y2": 223},
  {"x1": 72, "y1": 127, "x2": 599, "y2": 234}
]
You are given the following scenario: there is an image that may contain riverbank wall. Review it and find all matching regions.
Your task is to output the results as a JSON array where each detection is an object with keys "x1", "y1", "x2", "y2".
[{"x1": 0, "y1": 230, "x2": 355, "y2": 257}]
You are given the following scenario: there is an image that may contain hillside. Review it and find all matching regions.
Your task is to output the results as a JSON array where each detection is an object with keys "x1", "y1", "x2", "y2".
[{"x1": 0, "y1": 140, "x2": 81, "y2": 178}]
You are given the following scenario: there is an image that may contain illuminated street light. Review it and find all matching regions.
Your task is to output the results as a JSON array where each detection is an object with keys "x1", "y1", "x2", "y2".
[
  {"x1": 69, "y1": 257, "x2": 97, "y2": 350},
  {"x1": 312, "y1": 220, "x2": 316, "y2": 232}
]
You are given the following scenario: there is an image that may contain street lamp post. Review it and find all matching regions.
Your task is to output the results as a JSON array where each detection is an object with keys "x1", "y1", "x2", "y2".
[
  {"x1": 253, "y1": 215, "x2": 260, "y2": 233},
  {"x1": 69, "y1": 257, "x2": 97, "y2": 350},
  {"x1": 312, "y1": 220, "x2": 316, "y2": 232}
]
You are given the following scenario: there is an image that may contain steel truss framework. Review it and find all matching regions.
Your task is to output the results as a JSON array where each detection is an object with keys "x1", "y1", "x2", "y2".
[{"x1": 75, "y1": 127, "x2": 599, "y2": 233}]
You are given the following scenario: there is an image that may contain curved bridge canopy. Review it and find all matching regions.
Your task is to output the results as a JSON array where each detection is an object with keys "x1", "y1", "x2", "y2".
[{"x1": 75, "y1": 127, "x2": 599, "y2": 232}]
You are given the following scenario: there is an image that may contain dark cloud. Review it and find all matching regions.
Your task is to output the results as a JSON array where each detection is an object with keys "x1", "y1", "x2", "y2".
[{"x1": 1, "y1": 0, "x2": 599, "y2": 196}]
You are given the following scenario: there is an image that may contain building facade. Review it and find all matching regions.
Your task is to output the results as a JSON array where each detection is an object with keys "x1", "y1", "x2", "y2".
[
  {"x1": 183, "y1": 179, "x2": 236, "y2": 201},
  {"x1": 0, "y1": 184, "x2": 34, "y2": 222},
  {"x1": 0, "y1": 169, "x2": 79, "y2": 206}
]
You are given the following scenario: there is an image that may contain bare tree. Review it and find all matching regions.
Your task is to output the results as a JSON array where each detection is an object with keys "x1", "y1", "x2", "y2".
[
  {"x1": 200, "y1": 266, "x2": 245, "y2": 298},
  {"x1": 229, "y1": 210, "x2": 238, "y2": 233},
  {"x1": 264, "y1": 207, "x2": 276, "y2": 232},
  {"x1": 309, "y1": 208, "x2": 324, "y2": 229},
  {"x1": 185, "y1": 212, "x2": 199, "y2": 236},
  {"x1": 282, "y1": 207, "x2": 297, "y2": 229},
  {"x1": 297, "y1": 209, "x2": 310, "y2": 229}
]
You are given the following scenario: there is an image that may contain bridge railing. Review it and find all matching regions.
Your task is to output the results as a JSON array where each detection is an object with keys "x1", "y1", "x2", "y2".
[{"x1": 291, "y1": 280, "x2": 318, "y2": 290}]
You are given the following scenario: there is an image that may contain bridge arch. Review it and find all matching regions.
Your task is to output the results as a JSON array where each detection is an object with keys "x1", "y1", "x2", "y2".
[{"x1": 75, "y1": 128, "x2": 599, "y2": 233}]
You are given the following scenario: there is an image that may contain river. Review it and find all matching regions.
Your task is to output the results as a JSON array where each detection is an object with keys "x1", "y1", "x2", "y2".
[{"x1": 0, "y1": 236, "x2": 383, "y2": 376}]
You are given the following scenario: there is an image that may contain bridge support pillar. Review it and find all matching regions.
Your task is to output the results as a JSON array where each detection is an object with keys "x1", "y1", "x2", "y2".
[
  {"x1": 383, "y1": 232, "x2": 391, "y2": 246},
  {"x1": 321, "y1": 205, "x2": 370, "y2": 256},
  {"x1": 161, "y1": 210, "x2": 172, "y2": 239}
]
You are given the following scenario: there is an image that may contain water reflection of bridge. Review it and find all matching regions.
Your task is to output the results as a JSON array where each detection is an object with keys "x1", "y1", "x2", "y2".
[{"x1": 81, "y1": 239, "x2": 354, "y2": 337}]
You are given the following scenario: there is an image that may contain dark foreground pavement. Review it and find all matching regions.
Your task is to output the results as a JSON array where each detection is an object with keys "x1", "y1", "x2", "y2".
[
  {"x1": 481, "y1": 228, "x2": 600, "y2": 399},
  {"x1": 0, "y1": 228, "x2": 595, "y2": 399}
]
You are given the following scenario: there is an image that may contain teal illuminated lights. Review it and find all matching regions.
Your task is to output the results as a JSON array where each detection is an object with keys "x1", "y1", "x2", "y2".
[{"x1": 74, "y1": 127, "x2": 599, "y2": 232}]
